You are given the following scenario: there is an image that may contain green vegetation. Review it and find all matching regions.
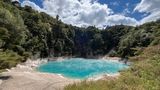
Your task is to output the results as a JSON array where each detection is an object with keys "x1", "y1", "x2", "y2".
[
  {"x1": 0, "y1": 50, "x2": 23, "y2": 70},
  {"x1": 65, "y1": 45, "x2": 160, "y2": 90},
  {"x1": 0, "y1": 1, "x2": 160, "y2": 89}
]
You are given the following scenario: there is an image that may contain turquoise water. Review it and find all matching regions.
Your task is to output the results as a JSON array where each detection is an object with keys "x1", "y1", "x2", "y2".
[{"x1": 37, "y1": 58, "x2": 128, "y2": 79}]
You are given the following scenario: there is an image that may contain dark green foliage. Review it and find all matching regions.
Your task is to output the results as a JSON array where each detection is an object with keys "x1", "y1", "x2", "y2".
[
  {"x1": 0, "y1": 0, "x2": 160, "y2": 72},
  {"x1": 65, "y1": 45, "x2": 160, "y2": 90},
  {"x1": 0, "y1": 50, "x2": 23, "y2": 70},
  {"x1": 1, "y1": 1, "x2": 160, "y2": 90},
  {"x1": 118, "y1": 21, "x2": 160, "y2": 57}
]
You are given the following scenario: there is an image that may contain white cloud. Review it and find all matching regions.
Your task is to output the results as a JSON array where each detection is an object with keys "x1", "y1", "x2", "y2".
[
  {"x1": 105, "y1": 15, "x2": 138, "y2": 26},
  {"x1": 21, "y1": 0, "x2": 44, "y2": 12},
  {"x1": 42, "y1": 0, "x2": 114, "y2": 27},
  {"x1": 110, "y1": 2, "x2": 119, "y2": 6},
  {"x1": 141, "y1": 12, "x2": 160, "y2": 23},
  {"x1": 21, "y1": 0, "x2": 138, "y2": 28},
  {"x1": 126, "y1": 3, "x2": 129, "y2": 7},
  {"x1": 134, "y1": 0, "x2": 160, "y2": 24},
  {"x1": 122, "y1": 8, "x2": 130, "y2": 16},
  {"x1": 12, "y1": 0, "x2": 19, "y2": 2}
]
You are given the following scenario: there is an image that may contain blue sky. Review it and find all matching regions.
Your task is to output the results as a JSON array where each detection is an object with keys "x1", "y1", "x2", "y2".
[
  {"x1": 20, "y1": 0, "x2": 43, "y2": 8},
  {"x1": 99, "y1": 0, "x2": 144, "y2": 20},
  {"x1": 19, "y1": 0, "x2": 160, "y2": 28},
  {"x1": 20, "y1": 0, "x2": 144, "y2": 20}
]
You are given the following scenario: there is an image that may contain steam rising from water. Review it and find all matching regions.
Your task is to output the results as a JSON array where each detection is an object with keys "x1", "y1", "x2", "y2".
[{"x1": 37, "y1": 58, "x2": 128, "y2": 79}]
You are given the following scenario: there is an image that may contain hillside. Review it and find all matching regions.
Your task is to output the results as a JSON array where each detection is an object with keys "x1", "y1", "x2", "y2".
[
  {"x1": 0, "y1": 0, "x2": 160, "y2": 71},
  {"x1": 0, "y1": 1, "x2": 160, "y2": 89},
  {"x1": 65, "y1": 45, "x2": 160, "y2": 90}
]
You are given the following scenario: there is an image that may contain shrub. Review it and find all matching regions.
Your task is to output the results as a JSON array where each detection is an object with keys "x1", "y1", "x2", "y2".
[{"x1": 0, "y1": 50, "x2": 23, "y2": 70}]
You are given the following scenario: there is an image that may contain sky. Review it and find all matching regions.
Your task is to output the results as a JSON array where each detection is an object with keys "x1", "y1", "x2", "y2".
[{"x1": 13, "y1": 0, "x2": 160, "y2": 28}]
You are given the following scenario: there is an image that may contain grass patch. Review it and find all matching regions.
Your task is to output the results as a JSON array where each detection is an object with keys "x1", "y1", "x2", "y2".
[
  {"x1": 65, "y1": 45, "x2": 160, "y2": 90},
  {"x1": 0, "y1": 50, "x2": 23, "y2": 70}
]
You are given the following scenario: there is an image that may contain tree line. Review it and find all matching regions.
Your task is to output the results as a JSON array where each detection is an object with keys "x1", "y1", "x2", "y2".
[{"x1": 0, "y1": 0, "x2": 160, "y2": 70}]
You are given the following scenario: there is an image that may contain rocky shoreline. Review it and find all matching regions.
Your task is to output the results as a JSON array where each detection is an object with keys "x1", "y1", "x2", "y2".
[
  {"x1": 0, "y1": 58, "x2": 80, "y2": 90},
  {"x1": 0, "y1": 57, "x2": 124, "y2": 90}
]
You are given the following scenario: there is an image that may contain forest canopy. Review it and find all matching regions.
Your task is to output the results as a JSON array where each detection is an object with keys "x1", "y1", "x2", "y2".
[{"x1": 0, "y1": 0, "x2": 160, "y2": 71}]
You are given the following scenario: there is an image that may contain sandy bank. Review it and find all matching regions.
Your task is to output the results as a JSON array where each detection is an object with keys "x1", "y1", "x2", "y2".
[
  {"x1": 0, "y1": 57, "x2": 123, "y2": 90},
  {"x1": 0, "y1": 59, "x2": 80, "y2": 90}
]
